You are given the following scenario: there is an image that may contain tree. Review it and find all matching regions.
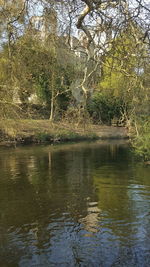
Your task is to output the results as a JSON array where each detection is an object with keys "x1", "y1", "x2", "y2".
[
  {"x1": 0, "y1": 2, "x2": 77, "y2": 119},
  {"x1": 0, "y1": 0, "x2": 149, "y2": 131}
]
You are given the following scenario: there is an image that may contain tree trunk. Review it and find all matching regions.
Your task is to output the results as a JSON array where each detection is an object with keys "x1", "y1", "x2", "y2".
[{"x1": 49, "y1": 72, "x2": 55, "y2": 121}]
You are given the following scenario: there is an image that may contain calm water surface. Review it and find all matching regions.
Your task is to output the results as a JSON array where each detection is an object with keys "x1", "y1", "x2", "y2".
[{"x1": 0, "y1": 141, "x2": 150, "y2": 266}]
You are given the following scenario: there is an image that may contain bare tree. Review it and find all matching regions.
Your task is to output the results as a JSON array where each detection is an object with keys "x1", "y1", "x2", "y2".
[{"x1": 41, "y1": 1, "x2": 150, "y2": 110}]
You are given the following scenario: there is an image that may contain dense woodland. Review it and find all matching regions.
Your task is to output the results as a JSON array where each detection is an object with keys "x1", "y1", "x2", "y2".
[{"x1": 0, "y1": 0, "x2": 150, "y2": 159}]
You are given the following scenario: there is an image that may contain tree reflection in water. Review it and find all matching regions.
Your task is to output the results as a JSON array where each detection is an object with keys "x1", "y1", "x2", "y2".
[{"x1": 0, "y1": 141, "x2": 150, "y2": 266}]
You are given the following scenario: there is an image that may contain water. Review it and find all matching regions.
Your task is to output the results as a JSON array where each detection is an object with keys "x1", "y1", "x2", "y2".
[{"x1": 0, "y1": 140, "x2": 150, "y2": 266}]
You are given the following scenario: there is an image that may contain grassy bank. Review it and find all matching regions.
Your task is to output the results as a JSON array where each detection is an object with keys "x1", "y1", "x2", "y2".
[{"x1": 0, "y1": 120, "x2": 128, "y2": 146}]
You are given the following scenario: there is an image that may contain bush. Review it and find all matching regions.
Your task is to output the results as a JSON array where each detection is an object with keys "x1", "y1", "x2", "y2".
[
  {"x1": 87, "y1": 92, "x2": 125, "y2": 125},
  {"x1": 133, "y1": 119, "x2": 150, "y2": 161}
]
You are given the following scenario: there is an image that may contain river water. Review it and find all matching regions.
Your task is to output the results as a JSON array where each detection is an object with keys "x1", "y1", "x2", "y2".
[{"x1": 0, "y1": 141, "x2": 150, "y2": 266}]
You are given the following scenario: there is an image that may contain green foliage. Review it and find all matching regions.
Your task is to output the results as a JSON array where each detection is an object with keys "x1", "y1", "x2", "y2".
[
  {"x1": 87, "y1": 92, "x2": 125, "y2": 125},
  {"x1": 133, "y1": 118, "x2": 150, "y2": 161},
  {"x1": 98, "y1": 26, "x2": 146, "y2": 104},
  {"x1": 12, "y1": 35, "x2": 54, "y2": 103},
  {"x1": 93, "y1": 27, "x2": 149, "y2": 160},
  {"x1": 0, "y1": 33, "x2": 76, "y2": 118},
  {"x1": 36, "y1": 132, "x2": 51, "y2": 142}
]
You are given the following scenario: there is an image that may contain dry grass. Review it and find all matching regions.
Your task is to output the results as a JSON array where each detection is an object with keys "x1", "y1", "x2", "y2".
[{"x1": 0, "y1": 119, "x2": 128, "y2": 145}]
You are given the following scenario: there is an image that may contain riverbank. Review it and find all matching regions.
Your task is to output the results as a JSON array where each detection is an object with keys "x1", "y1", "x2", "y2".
[{"x1": 0, "y1": 119, "x2": 129, "y2": 146}]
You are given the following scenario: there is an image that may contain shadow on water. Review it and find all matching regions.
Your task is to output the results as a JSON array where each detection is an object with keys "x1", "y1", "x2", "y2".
[{"x1": 0, "y1": 140, "x2": 150, "y2": 266}]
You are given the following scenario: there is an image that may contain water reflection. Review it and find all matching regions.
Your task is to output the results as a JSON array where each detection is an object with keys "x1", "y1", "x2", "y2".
[
  {"x1": 79, "y1": 201, "x2": 101, "y2": 234},
  {"x1": 0, "y1": 141, "x2": 150, "y2": 266}
]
